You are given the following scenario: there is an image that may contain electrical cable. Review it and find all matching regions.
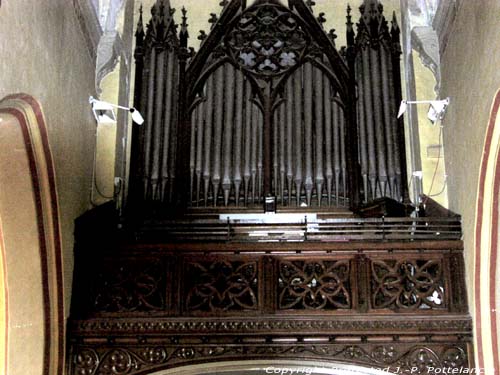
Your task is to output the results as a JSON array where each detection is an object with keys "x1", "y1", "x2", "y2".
[
  {"x1": 424, "y1": 124, "x2": 446, "y2": 204},
  {"x1": 90, "y1": 124, "x2": 114, "y2": 206}
]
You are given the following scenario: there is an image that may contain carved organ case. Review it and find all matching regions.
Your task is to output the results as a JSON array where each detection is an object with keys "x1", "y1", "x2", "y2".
[
  {"x1": 128, "y1": 0, "x2": 409, "y2": 213},
  {"x1": 67, "y1": 2, "x2": 473, "y2": 374}
]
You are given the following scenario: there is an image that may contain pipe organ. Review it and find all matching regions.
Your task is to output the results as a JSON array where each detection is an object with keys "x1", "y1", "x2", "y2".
[
  {"x1": 129, "y1": 0, "x2": 409, "y2": 213},
  {"x1": 67, "y1": 2, "x2": 474, "y2": 374}
]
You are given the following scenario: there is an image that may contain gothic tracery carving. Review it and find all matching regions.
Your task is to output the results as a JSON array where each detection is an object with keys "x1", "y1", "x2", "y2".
[
  {"x1": 371, "y1": 259, "x2": 446, "y2": 310},
  {"x1": 185, "y1": 259, "x2": 259, "y2": 312},
  {"x1": 278, "y1": 260, "x2": 351, "y2": 310},
  {"x1": 226, "y1": 4, "x2": 309, "y2": 77}
]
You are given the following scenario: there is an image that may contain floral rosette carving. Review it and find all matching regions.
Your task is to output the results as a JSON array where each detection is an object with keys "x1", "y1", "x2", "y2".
[
  {"x1": 74, "y1": 349, "x2": 99, "y2": 375},
  {"x1": 278, "y1": 260, "x2": 351, "y2": 310},
  {"x1": 371, "y1": 259, "x2": 446, "y2": 311},
  {"x1": 226, "y1": 4, "x2": 309, "y2": 76}
]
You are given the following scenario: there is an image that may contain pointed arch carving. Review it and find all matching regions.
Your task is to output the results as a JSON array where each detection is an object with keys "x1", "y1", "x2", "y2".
[{"x1": 180, "y1": 0, "x2": 358, "y2": 210}]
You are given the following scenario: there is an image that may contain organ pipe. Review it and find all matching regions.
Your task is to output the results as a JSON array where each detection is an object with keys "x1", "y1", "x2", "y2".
[
  {"x1": 212, "y1": 66, "x2": 225, "y2": 206},
  {"x1": 203, "y1": 74, "x2": 214, "y2": 205},
  {"x1": 233, "y1": 69, "x2": 244, "y2": 206},
  {"x1": 313, "y1": 65, "x2": 325, "y2": 206},
  {"x1": 222, "y1": 65, "x2": 235, "y2": 206},
  {"x1": 323, "y1": 73, "x2": 333, "y2": 205},
  {"x1": 243, "y1": 79, "x2": 253, "y2": 205},
  {"x1": 143, "y1": 48, "x2": 157, "y2": 199}
]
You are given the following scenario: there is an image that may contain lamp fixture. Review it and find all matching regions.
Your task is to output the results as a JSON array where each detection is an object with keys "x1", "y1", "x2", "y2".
[
  {"x1": 89, "y1": 96, "x2": 144, "y2": 125},
  {"x1": 397, "y1": 98, "x2": 450, "y2": 123}
]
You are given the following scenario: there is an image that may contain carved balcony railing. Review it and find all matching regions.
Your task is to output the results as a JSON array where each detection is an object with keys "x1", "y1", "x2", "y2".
[
  {"x1": 68, "y1": 232, "x2": 472, "y2": 375},
  {"x1": 71, "y1": 244, "x2": 467, "y2": 319}
]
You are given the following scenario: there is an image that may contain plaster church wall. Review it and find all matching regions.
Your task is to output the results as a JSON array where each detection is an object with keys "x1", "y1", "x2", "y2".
[
  {"x1": 0, "y1": 0, "x2": 97, "y2": 315},
  {"x1": 0, "y1": 1, "x2": 99, "y2": 374}
]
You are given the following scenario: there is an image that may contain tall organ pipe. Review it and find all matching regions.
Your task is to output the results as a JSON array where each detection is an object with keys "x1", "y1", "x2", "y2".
[
  {"x1": 323, "y1": 74, "x2": 333, "y2": 205},
  {"x1": 387, "y1": 49, "x2": 403, "y2": 199},
  {"x1": 279, "y1": 99, "x2": 286, "y2": 204},
  {"x1": 167, "y1": 57, "x2": 179, "y2": 203},
  {"x1": 161, "y1": 51, "x2": 175, "y2": 202},
  {"x1": 356, "y1": 56, "x2": 369, "y2": 203},
  {"x1": 143, "y1": 48, "x2": 157, "y2": 200},
  {"x1": 285, "y1": 79, "x2": 294, "y2": 205},
  {"x1": 273, "y1": 110, "x2": 279, "y2": 199},
  {"x1": 293, "y1": 70, "x2": 303, "y2": 206},
  {"x1": 361, "y1": 48, "x2": 377, "y2": 200},
  {"x1": 332, "y1": 101, "x2": 341, "y2": 205},
  {"x1": 257, "y1": 109, "x2": 264, "y2": 202},
  {"x1": 233, "y1": 69, "x2": 244, "y2": 206},
  {"x1": 339, "y1": 108, "x2": 347, "y2": 205},
  {"x1": 370, "y1": 47, "x2": 388, "y2": 197},
  {"x1": 251, "y1": 101, "x2": 259, "y2": 203},
  {"x1": 212, "y1": 66, "x2": 225, "y2": 206},
  {"x1": 190, "y1": 107, "x2": 197, "y2": 203},
  {"x1": 203, "y1": 74, "x2": 215, "y2": 206},
  {"x1": 195, "y1": 99, "x2": 204, "y2": 205},
  {"x1": 380, "y1": 45, "x2": 396, "y2": 198},
  {"x1": 151, "y1": 50, "x2": 166, "y2": 201},
  {"x1": 313, "y1": 65, "x2": 325, "y2": 206},
  {"x1": 303, "y1": 63, "x2": 314, "y2": 206},
  {"x1": 222, "y1": 64, "x2": 235, "y2": 206},
  {"x1": 243, "y1": 80, "x2": 253, "y2": 204}
]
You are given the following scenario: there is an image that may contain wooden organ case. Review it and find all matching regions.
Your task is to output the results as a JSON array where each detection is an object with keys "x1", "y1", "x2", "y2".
[{"x1": 67, "y1": 1, "x2": 473, "y2": 374}]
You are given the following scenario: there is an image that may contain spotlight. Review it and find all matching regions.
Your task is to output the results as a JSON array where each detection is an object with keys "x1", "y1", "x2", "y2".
[
  {"x1": 397, "y1": 98, "x2": 450, "y2": 124},
  {"x1": 89, "y1": 96, "x2": 144, "y2": 125}
]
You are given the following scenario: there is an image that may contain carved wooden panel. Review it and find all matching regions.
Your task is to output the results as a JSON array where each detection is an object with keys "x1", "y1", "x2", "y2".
[
  {"x1": 90, "y1": 259, "x2": 167, "y2": 314},
  {"x1": 278, "y1": 259, "x2": 352, "y2": 310},
  {"x1": 369, "y1": 258, "x2": 447, "y2": 311},
  {"x1": 72, "y1": 248, "x2": 467, "y2": 318},
  {"x1": 184, "y1": 258, "x2": 259, "y2": 313},
  {"x1": 70, "y1": 340, "x2": 471, "y2": 375}
]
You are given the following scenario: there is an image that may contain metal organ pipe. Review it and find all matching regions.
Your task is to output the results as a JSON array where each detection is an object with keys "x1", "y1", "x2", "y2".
[
  {"x1": 212, "y1": 66, "x2": 225, "y2": 206},
  {"x1": 356, "y1": 56, "x2": 369, "y2": 203},
  {"x1": 222, "y1": 64, "x2": 235, "y2": 206},
  {"x1": 380, "y1": 45, "x2": 397, "y2": 198},
  {"x1": 293, "y1": 70, "x2": 303, "y2": 206},
  {"x1": 243, "y1": 79, "x2": 253, "y2": 205},
  {"x1": 233, "y1": 69, "x2": 244, "y2": 206},
  {"x1": 143, "y1": 48, "x2": 157, "y2": 200},
  {"x1": 339, "y1": 106, "x2": 347, "y2": 205},
  {"x1": 303, "y1": 62, "x2": 314, "y2": 206},
  {"x1": 314, "y1": 65, "x2": 325, "y2": 206},
  {"x1": 332, "y1": 98, "x2": 341, "y2": 206},
  {"x1": 190, "y1": 107, "x2": 196, "y2": 203},
  {"x1": 251, "y1": 99, "x2": 259, "y2": 203},
  {"x1": 279, "y1": 98, "x2": 286, "y2": 205},
  {"x1": 323, "y1": 73, "x2": 334, "y2": 206},
  {"x1": 361, "y1": 48, "x2": 377, "y2": 201},
  {"x1": 194, "y1": 98, "x2": 204, "y2": 205},
  {"x1": 203, "y1": 74, "x2": 214, "y2": 206},
  {"x1": 161, "y1": 50, "x2": 175, "y2": 202},
  {"x1": 370, "y1": 47, "x2": 389, "y2": 198},
  {"x1": 151, "y1": 50, "x2": 166, "y2": 201},
  {"x1": 285, "y1": 79, "x2": 294, "y2": 205},
  {"x1": 257, "y1": 108, "x2": 264, "y2": 202},
  {"x1": 386, "y1": 49, "x2": 403, "y2": 200}
]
